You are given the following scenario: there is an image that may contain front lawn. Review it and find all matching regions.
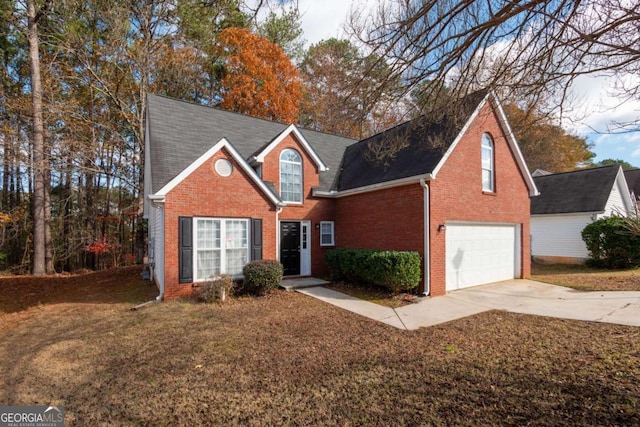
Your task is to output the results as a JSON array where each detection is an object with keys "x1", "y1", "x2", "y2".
[
  {"x1": 532, "y1": 262, "x2": 640, "y2": 291},
  {"x1": 0, "y1": 267, "x2": 638, "y2": 425}
]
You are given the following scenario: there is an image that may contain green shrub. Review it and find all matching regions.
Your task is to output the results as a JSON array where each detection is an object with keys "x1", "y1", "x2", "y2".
[
  {"x1": 243, "y1": 260, "x2": 284, "y2": 295},
  {"x1": 582, "y1": 216, "x2": 640, "y2": 268},
  {"x1": 325, "y1": 248, "x2": 421, "y2": 294},
  {"x1": 195, "y1": 274, "x2": 234, "y2": 303}
]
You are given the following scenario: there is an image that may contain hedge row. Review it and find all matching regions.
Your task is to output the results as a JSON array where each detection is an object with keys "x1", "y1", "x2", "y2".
[
  {"x1": 582, "y1": 216, "x2": 640, "y2": 268},
  {"x1": 325, "y1": 248, "x2": 421, "y2": 294}
]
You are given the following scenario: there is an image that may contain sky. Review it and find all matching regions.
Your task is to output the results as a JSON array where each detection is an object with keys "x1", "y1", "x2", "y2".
[{"x1": 292, "y1": 0, "x2": 640, "y2": 167}]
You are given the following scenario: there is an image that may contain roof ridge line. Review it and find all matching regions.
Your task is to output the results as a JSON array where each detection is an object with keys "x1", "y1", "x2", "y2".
[{"x1": 147, "y1": 93, "x2": 357, "y2": 142}]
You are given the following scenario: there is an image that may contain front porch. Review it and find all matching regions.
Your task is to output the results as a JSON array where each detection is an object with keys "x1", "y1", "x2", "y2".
[{"x1": 279, "y1": 277, "x2": 330, "y2": 291}]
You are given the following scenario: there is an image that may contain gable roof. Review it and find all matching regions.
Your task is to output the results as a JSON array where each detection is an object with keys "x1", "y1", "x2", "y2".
[
  {"x1": 531, "y1": 165, "x2": 621, "y2": 215},
  {"x1": 532, "y1": 169, "x2": 553, "y2": 177},
  {"x1": 335, "y1": 91, "x2": 537, "y2": 196},
  {"x1": 253, "y1": 124, "x2": 328, "y2": 171},
  {"x1": 153, "y1": 138, "x2": 283, "y2": 206},
  {"x1": 145, "y1": 94, "x2": 356, "y2": 194},
  {"x1": 624, "y1": 169, "x2": 640, "y2": 202},
  {"x1": 337, "y1": 91, "x2": 486, "y2": 191}
]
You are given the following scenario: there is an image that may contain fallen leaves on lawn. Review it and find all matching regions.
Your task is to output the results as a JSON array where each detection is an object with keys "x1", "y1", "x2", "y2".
[{"x1": 0, "y1": 267, "x2": 638, "y2": 426}]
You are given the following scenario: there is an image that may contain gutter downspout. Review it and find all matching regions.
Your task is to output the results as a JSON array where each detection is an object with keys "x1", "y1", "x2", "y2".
[
  {"x1": 152, "y1": 201, "x2": 165, "y2": 302},
  {"x1": 420, "y1": 178, "x2": 431, "y2": 297},
  {"x1": 275, "y1": 206, "x2": 284, "y2": 261}
]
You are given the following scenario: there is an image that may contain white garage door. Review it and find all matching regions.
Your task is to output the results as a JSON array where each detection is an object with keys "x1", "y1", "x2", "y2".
[{"x1": 446, "y1": 223, "x2": 518, "y2": 291}]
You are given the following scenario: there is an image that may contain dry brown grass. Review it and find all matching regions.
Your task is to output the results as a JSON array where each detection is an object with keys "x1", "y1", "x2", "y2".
[
  {"x1": 532, "y1": 262, "x2": 640, "y2": 291},
  {"x1": 0, "y1": 267, "x2": 639, "y2": 426},
  {"x1": 326, "y1": 281, "x2": 416, "y2": 308}
]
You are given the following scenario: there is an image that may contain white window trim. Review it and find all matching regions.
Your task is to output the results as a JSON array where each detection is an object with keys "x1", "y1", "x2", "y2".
[
  {"x1": 280, "y1": 148, "x2": 304, "y2": 204},
  {"x1": 320, "y1": 221, "x2": 335, "y2": 247},
  {"x1": 482, "y1": 133, "x2": 495, "y2": 192},
  {"x1": 193, "y1": 217, "x2": 250, "y2": 281}
]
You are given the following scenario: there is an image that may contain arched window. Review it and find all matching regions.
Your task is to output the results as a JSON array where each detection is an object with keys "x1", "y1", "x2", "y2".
[
  {"x1": 481, "y1": 134, "x2": 494, "y2": 192},
  {"x1": 280, "y1": 149, "x2": 303, "y2": 203}
]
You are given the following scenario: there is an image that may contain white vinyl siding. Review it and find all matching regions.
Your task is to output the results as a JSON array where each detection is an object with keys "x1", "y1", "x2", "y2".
[
  {"x1": 531, "y1": 214, "x2": 592, "y2": 259},
  {"x1": 194, "y1": 218, "x2": 249, "y2": 280},
  {"x1": 446, "y1": 223, "x2": 518, "y2": 291},
  {"x1": 280, "y1": 149, "x2": 303, "y2": 203},
  {"x1": 603, "y1": 176, "x2": 631, "y2": 217},
  {"x1": 320, "y1": 221, "x2": 335, "y2": 246}
]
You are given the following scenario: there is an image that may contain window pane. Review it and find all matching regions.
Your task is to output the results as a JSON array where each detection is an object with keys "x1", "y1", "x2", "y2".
[
  {"x1": 225, "y1": 220, "x2": 248, "y2": 248},
  {"x1": 197, "y1": 219, "x2": 220, "y2": 249},
  {"x1": 482, "y1": 148, "x2": 492, "y2": 169},
  {"x1": 482, "y1": 170, "x2": 493, "y2": 191},
  {"x1": 280, "y1": 149, "x2": 302, "y2": 203},
  {"x1": 197, "y1": 249, "x2": 221, "y2": 279},
  {"x1": 320, "y1": 222, "x2": 334, "y2": 245},
  {"x1": 481, "y1": 134, "x2": 493, "y2": 192},
  {"x1": 225, "y1": 248, "x2": 248, "y2": 275}
]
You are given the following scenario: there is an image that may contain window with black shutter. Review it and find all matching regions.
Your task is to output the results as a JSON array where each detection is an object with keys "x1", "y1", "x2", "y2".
[
  {"x1": 178, "y1": 216, "x2": 193, "y2": 283},
  {"x1": 252, "y1": 218, "x2": 263, "y2": 261}
]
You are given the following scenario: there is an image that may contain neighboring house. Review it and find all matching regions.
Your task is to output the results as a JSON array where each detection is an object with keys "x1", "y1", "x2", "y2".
[
  {"x1": 532, "y1": 169, "x2": 553, "y2": 177},
  {"x1": 144, "y1": 91, "x2": 538, "y2": 300},
  {"x1": 624, "y1": 168, "x2": 640, "y2": 209},
  {"x1": 531, "y1": 165, "x2": 635, "y2": 264}
]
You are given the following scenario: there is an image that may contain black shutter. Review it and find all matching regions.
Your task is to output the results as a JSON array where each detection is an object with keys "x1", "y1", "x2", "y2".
[
  {"x1": 178, "y1": 216, "x2": 193, "y2": 283},
  {"x1": 251, "y1": 218, "x2": 263, "y2": 261}
]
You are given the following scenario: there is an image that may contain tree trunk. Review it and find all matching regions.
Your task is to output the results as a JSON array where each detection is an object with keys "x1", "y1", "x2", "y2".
[
  {"x1": 63, "y1": 154, "x2": 72, "y2": 272},
  {"x1": 44, "y1": 166, "x2": 54, "y2": 273},
  {"x1": 27, "y1": 0, "x2": 48, "y2": 276}
]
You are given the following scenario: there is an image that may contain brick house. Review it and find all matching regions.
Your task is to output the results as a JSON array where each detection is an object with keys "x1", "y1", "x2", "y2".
[{"x1": 143, "y1": 91, "x2": 538, "y2": 300}]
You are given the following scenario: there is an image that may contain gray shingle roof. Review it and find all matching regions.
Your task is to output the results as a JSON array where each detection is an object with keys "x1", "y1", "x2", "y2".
[
  {"x1": 146, "y1": 94, "x2": 356, "y2": 193},
  {"x1": 624, "y1": 169, "x2": 640, "y2": 202},
  {"x1": 531, "y1": 165, "x2": 620, "y2": 214},
  {"x1": 337, "y1": 90, "x2": 488, "y2": 191}
]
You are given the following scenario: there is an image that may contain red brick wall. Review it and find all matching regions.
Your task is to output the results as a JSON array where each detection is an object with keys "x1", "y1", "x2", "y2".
[
  {"x1": 261, "y1": 134, "x2": 336, "y2": 275},
  {"x1": 162, "y1": 147, "x2": 277, "y2": 300},
  {"x1": 334, "y1": 102, "x2": 531, "y2": 297},
  {"x1": 428, "y1": 103, "x2": 531, "y2": 296},
  {"x1": 335, "y1": 183, "x2": 426, "y2": 288},
  {"x1": 335, "y1": 184, "x2": 424, "y2": 252},
  {"x1": 162, "y1": 135, "x2": 338, "y2": 299}
]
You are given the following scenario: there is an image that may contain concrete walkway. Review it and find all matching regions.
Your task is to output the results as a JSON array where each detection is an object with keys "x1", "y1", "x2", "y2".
[{"x1": 297, "y1": 279, "x2": 640, "y2": 330}]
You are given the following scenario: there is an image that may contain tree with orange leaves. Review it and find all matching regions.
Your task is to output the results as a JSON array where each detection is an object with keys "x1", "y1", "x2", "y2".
[{"x1": 215, "y1": 27, "x2": 301, "y2": 123}]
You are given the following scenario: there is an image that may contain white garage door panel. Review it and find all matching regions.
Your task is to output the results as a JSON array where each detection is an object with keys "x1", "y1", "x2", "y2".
[{"x1": 446, "y1": 224, "x2": 517, "y2": 291}]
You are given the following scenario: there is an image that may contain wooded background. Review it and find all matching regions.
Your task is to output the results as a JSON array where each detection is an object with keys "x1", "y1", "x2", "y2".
[{"x1": 1, "y1": 0, "x2": 634, "y2": 274}]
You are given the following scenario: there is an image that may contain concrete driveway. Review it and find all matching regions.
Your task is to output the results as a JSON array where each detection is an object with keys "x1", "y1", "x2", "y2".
[{"x1": 297, "y1": 279, "x2": 640, "y2": 330}]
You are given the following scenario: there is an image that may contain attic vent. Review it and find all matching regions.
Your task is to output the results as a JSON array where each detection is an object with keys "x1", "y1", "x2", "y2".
[{"x1": 215, "y1": 159, "x2": 233, "y2": 177}]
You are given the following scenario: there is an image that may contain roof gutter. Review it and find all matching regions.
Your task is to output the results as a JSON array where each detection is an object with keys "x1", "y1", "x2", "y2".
[
  {"x1": 531, "y1": 211, "x2": 604, "y2": 218},
  {"x1": 314, "y1": 174, "x2": 435, "y2": 198},
  {"x1": 148, "y1": 194, "x2": 166, "y2": 203}
]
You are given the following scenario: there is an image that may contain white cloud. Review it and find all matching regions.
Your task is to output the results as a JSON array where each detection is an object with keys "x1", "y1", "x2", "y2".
[
  {"x1": 565, "y1": 74, "x2": 640, "y2": 135},
  {"x1": 297, "y1": 0, "x2": 381, "y2": 46},
  {"x1": 297, "y1": 1, "x2": 349, "y2": 46}
]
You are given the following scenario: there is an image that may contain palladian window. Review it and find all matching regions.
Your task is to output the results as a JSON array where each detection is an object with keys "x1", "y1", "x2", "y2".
[
  {"x1": 481, "y1": 134, "x2": 494, "y2": 192},
  {"x1": 280, "y1": 149, "x2": 303, "y2": 203}
]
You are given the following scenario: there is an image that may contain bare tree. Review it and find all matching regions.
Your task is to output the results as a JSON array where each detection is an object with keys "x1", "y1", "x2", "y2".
[{"x1": 348, "y1": 0, "x2": 640, "y2": 127}]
